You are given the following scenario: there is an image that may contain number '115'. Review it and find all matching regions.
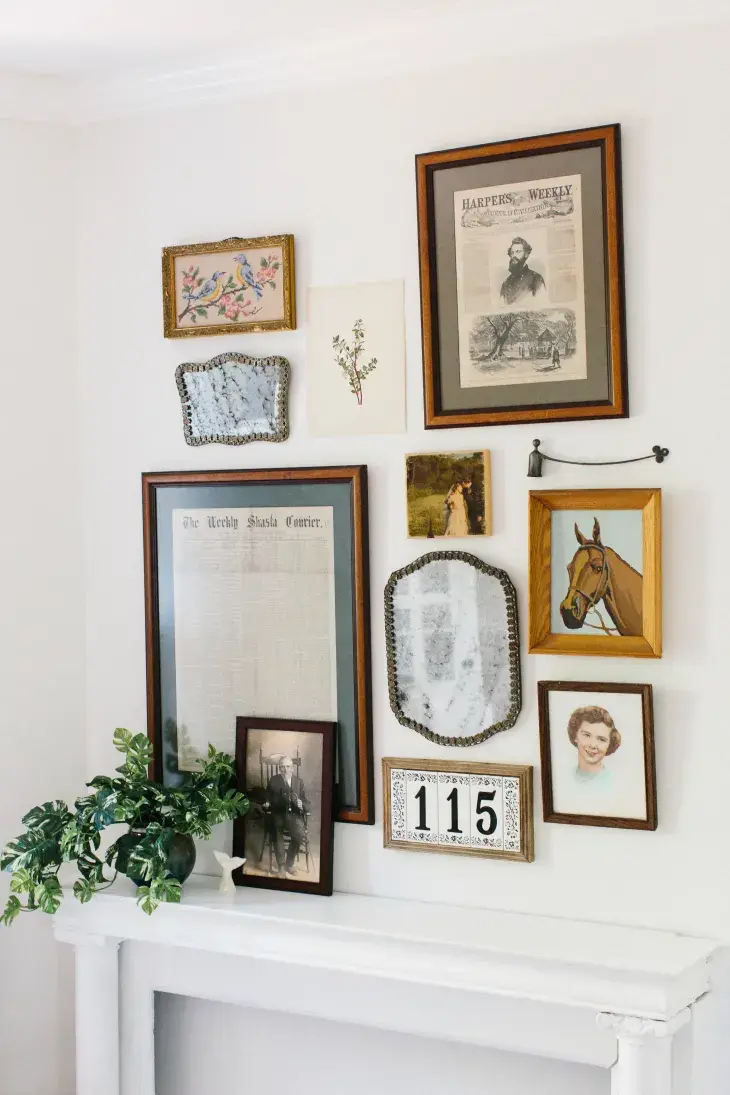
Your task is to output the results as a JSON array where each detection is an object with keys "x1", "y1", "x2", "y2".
[{"x1": 414, "y1": 785, "x2": 498, "y2": 835}]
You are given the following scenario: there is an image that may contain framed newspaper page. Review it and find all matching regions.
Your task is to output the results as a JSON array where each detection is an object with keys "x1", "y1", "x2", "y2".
[
  {"x1": 142, "y1": 466, "x2": 373, "y2": 824},
  {"x1": 416, "y1": 125, "x2": 628, "y2": 429}
]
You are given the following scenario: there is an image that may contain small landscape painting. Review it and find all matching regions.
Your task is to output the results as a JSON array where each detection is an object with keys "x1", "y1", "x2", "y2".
[
  {"x1": 406, "y1": 451, "x2": 491, "y2": 538},
  {"x1": 162, "y1": 235, "x2": 295, "y2": 338},
  {"x1": 550, "y1": 509, "x2": 642, "y2": 637},
  {"x1": 307, "y1": 281, "x2": 406, "y2": 437}
]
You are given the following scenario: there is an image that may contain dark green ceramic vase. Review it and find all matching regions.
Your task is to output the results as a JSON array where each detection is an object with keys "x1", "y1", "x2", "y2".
[{"x1": 121, "y1": 829, "x2": 197, "y2": 888}]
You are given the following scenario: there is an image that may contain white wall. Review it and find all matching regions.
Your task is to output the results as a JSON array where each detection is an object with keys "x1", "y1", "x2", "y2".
[
  {"x1": 69, "y1": 12, "x2": 730, "y2": 1094},
  {"x1": 0, "y1": 120, "x2": 84, "y2": 1095},
  {"x1": 155, "y1": 994, "x2": 607, "y2": 1095}
]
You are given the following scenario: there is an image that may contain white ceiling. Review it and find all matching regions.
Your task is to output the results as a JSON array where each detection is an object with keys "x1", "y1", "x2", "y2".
[
  {"x1": 0, "y1": 0, "x2": 478, "y2": 76},
  {"x1": 3, "y1": 0, "x2": 729, "y2": 77},
  {"x1": 0, "y1": 0, "x2": 727, "y2": 121}
]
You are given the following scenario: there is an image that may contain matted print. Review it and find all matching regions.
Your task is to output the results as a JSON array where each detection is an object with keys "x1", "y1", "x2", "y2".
[
  {"x1": 142, "y1": 467, "x2": 373, "y2": 825},
  {"x1": 406, "y1": 451, "x2": 491, "y2": 538},
  {"x1": 417, "y1": 125, "x2": 628, "y2": 428},
  {"x1": 383, "y1": 758, "x2": 533, "y2": 861}
]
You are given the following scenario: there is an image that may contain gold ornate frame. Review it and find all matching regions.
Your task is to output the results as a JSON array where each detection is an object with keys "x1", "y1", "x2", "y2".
[
  {"x1": 162, "y1": 234, "x2": 296, "y2": 338},
  {"x1": 528, "y1": 488, "x2": 662, "y2": 658}
]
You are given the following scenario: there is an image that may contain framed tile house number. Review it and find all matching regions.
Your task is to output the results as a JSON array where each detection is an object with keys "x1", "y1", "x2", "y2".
[{"x1": 382, "y1": 758, "x2": 534, "y2": 862}]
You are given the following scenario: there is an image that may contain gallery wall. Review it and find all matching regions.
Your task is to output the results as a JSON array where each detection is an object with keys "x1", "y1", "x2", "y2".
[
  {"x1": 0, "y1": 119, "x2": 84, "y2": 1095},
  {"x1": 0, "y1": 11, "x2": 710, "y2": 1095}
]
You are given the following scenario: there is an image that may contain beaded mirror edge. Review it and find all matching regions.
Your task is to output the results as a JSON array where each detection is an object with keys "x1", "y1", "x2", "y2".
[
  {"x1": 175, "y1": 353, "x2": 290, "y2": 447},
  {"x1": 384, "y1": 550, "x2": 522, "y2": 747}
]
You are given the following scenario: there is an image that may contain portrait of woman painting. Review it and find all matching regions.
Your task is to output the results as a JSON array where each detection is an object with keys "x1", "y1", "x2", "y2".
[
  {"x1": 529, "y1": 489, "x2": 661, "y2": 658},
  {"x1": 538, "y1": 681, "x2": 657, "y2": 830},
  {"x1": 406, "y1": 451, "x2": 492, "y2": 538}
]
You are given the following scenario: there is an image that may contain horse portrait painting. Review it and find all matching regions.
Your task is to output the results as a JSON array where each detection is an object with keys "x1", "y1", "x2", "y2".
[{"x1": 559, "y1": 518, "x2": 643, "y2": 637}]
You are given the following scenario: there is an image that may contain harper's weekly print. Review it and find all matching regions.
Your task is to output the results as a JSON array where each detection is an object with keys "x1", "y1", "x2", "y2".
[{"x1": 454, "y1": 174, "x2": 587, "y2": 388}]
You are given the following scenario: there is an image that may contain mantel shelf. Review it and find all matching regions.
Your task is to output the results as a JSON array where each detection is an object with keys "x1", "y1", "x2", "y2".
[{"x1": 54, "y1": 876, "x2": 717, "y2": 1022}]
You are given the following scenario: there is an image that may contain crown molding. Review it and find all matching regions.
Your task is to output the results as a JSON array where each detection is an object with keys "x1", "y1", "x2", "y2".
[{"x1": 0, "y1": 0, "x2": 728, "y2": 125}]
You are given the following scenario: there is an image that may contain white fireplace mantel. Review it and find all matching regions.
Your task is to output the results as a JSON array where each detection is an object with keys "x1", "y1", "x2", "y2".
[{"x1": 54, "y1": 877, "x2": 722, "y2": 1095}]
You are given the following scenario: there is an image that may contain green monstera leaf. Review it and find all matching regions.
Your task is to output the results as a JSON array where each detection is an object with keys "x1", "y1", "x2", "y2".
[
  {"x1": 2, "y1": 728, "x2": 249, "y2": 925},
  {"x1": 0, "y1": 896, "x2": 22, "y2": 927},
  {"x1": 1, "y1": 828, "x2": 63, "y2": 873}
]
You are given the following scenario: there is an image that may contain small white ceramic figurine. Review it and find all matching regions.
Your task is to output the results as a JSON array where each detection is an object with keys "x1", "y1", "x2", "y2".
[{"x1": 213, "y1": 850, "x2": 246, "y2": 895}]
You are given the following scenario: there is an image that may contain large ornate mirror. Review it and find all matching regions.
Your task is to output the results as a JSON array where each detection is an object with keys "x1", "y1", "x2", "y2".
[{"x1": 385, "y1": 551, "x2": 521, "y2": 746}]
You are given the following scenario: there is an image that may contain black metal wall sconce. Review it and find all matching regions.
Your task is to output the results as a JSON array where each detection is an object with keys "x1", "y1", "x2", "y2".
[{"x1": 527, "y1": 439, "x2": 670, "y2": 478}]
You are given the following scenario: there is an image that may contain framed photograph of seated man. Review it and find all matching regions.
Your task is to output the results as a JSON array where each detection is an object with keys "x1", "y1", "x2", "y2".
[
  {"x1": 233, "y1": 717, "x2": 335, "y2": 895},
  {"x1": 142, "y1": 466, "x2": 373, "y2": 824},
  {"x1": 416, "y1": 124, "x2": 628, "y2": 428}
]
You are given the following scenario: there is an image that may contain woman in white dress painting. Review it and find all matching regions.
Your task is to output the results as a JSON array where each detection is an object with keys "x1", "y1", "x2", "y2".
[{"x1": 444, "y1": 480, "x2": 470, "y2": 537}]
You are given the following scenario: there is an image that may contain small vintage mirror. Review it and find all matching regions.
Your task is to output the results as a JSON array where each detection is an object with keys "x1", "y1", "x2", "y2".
[{"x1": 385, "y1": 551, "x2": 521, "y2": 746}]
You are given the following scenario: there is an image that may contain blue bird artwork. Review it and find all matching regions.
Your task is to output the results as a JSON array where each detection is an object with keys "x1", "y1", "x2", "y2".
[
  {"x1": 233, "y1": 253, "x2": 264, "y2": 299},
  {"x1": 191, "y1": 270, "x2": 226, "y2": 303}
]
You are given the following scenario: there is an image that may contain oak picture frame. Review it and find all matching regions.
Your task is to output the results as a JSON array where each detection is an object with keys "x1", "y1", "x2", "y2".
[
  {"x1": 528, "y1": 488, "x2": 662, "y2": 658},
  {"x1": 382, "y1": 757, "x2": 534, "y2": 862},
  {"x1": 416, "y1": 124, "x2": 628, "y2": 429},
  {"x1": 537, "y1": 681, "x2": 657, "y2": 831}
]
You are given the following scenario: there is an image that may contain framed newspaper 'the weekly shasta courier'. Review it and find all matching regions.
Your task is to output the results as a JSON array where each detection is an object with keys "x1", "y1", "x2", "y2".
[
  {"x1": 142, "y1": 466, "x2": 373, "y2": 825},
  {"x1": 416, "y1": 124, "x2": 628, "y2": 428}
]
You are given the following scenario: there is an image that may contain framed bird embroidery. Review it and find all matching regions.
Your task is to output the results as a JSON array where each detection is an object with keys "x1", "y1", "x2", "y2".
[{"x1": 162, "y1": 234, "x2": 296, "y2": 338}]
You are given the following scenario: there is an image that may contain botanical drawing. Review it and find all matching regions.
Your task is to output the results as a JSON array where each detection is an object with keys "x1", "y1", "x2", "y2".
[
  {"x1": 559, "y1": 518, "x2": 642, "y2": 637},
  {"x1": 178, "y1": 252, "x2": 281, "y2": 327},
  {"x1": 332, "y1": 319, "x2": 377, "y2": 405}
]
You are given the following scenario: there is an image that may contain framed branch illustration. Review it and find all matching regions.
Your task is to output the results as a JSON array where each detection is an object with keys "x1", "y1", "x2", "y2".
[
  {"x1": 306, "y1": 281, "x2": 406, "y2": 436},
  {"x1": 416, "y1": 125, "x2": 628, "y2": 428},
  {"x1": 142, "y1": 466, "x2": 374, "y2": 824},
  {"x1": 162, "y1": 235, "x2": 296, "y2": 338},
  {"x1": 528, "y1": 488, "x2": 662, "y2": 658}
]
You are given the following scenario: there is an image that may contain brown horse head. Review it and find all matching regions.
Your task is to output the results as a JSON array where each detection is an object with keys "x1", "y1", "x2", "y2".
[{"x1": 559, "y1": 519, "x2": 609, "y2": 629}]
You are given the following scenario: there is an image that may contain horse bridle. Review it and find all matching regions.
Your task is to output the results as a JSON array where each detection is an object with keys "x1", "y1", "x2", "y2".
[{"x1": 565, "y1": 542, "x2": 619, "y2": 635}]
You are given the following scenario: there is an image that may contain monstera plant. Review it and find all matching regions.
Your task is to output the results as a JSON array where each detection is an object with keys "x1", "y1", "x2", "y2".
[{"x1": 1, "y1": 728, "x2": 248, "y2": 922}]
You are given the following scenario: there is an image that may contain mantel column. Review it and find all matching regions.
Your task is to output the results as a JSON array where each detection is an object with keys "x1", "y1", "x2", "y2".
[
  {"x1": 597, "y1": 1010, "x2": 691, "y2": 1095},
  {"x1": 55, "y1": 927, "x2": 122, "y2": 1095}
]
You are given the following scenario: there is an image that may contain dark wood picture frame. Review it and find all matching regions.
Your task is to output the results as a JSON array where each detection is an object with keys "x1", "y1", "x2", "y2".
[
  {"x1": 233, "y1": 717, "x2": 336, "y2": 896},
  {"x1": 417, "y1": 124, "x2": 627, "y2": 429},
  {"x1": 538, "y1": 681, "x2": 657, "y2": 831},
  {"x1": 142, "y1": 465, "x2": 373, "y2": 824},
  {"x1": 528, "y1": 488, "x2": 661, "y2": 658}
]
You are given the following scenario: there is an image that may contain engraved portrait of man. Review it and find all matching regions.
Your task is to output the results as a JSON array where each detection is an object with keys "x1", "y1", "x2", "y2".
[{"x1": 499, "y1": 236, "x2": 546, "y2": 305}]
